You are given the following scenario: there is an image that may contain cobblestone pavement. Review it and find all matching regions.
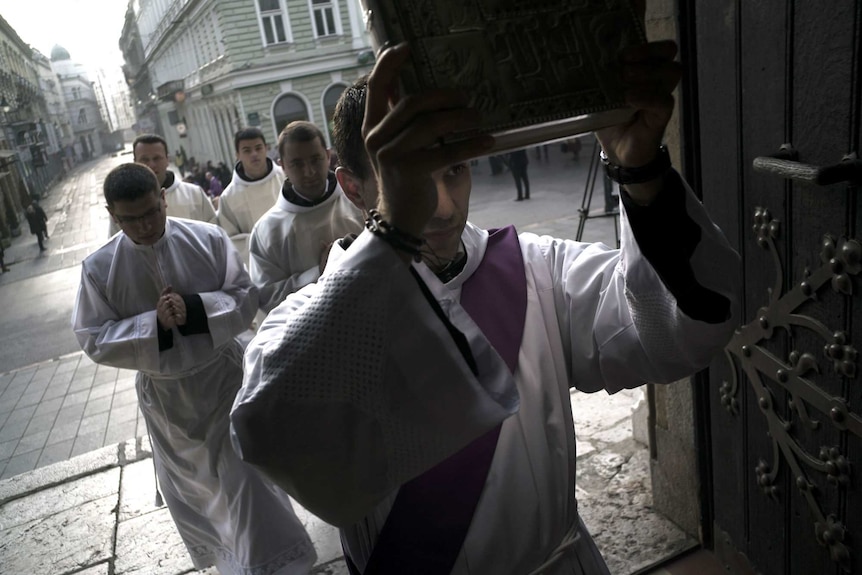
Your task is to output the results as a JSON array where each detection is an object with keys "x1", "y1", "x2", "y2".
[{"x1": 0, "y1": 143, "x2": 693, "y2": 574}]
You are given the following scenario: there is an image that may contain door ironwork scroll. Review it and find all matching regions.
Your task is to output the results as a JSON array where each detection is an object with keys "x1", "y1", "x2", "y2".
[{"x1": 720, "y1": 206, "x2": 861, "y2": 571}]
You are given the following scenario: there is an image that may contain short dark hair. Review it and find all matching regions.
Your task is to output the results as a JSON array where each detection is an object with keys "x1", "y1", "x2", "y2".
[
  {"x1": 234, "y1": 127, "x2": 266, "y2": 152},
  {"x1": 277, "y1": 121, "x2": 327, "y2": 159},
  {"x1": 332, "y1": 75, "x2": 371, "y2": 181},
  {"x1": 103, "y1": 163, "x2": 160, "y2": 206},
  {"x1": 132, "y1": 134, "x2": 168, "y2": 157}
]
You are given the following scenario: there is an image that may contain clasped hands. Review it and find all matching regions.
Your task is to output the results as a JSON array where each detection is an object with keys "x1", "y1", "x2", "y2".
[{"x1": 156, "y1": 286, "x2": 187, "y2": 330}]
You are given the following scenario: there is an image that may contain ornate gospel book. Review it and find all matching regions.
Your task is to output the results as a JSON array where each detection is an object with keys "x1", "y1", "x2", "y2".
[{"x1": 359, "y1": 0, "x2": 647, "y2": 154}]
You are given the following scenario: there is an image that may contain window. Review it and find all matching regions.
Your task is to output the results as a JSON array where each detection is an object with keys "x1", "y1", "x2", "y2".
[
  {"x1": 273, "y1": 94, "x2": 309, "y2": 136},
  {"x1": 311, "y1": 0, "x2": 340, "y2": 38},
  {"x1": 257, "y1": 0, "x2": 292, "y2": 46},
  {"x1": 78, "y1": 108, "x2": 88, "y2": 125},
  {"x1": 322, "y1": 83, "x2": 347, "y2": 144}
]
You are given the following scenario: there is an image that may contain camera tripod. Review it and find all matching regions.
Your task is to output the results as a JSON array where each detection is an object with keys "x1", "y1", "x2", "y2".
[{"x1": 575, "y1": 137, "x2": 620, "y2": 248}]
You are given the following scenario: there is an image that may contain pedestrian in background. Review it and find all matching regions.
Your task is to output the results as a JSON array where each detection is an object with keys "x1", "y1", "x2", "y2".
[
  {"x1": 206, "y1": 171, "x2": 224, "y2": 209},
  {"x1": 0, "y1": 244, "x2": 10, "y2": 272},
  {"x1": 248, "y1": 120, "x2": 364, "y2": 314},
  {"x1": 134, "y1": 134, "x2": 216, "y2": 224},
  {"x1": 217, "y1": 127, "x2": 285, "y2": 266},
  {"x1": 507, "y1": 148, "x2": 531, "y2": 201},
  {"x1": 25, "y1": 202, "x2": 48, "y2": 251}
]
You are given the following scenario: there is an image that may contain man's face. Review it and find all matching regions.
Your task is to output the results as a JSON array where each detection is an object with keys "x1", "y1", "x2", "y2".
[
  {"x1": 236, "y1": 138, "x2": 268, "y2": 178},
  {"x1": 423, "y1": 163, "x2": 472, "y2": 265},
  {"x1": 133, "y1": 142, "x2": 169, "y2": 186},
  {"x1": 281, "y1": 138, "x2": 331, "y2": 199},
  {"x1": 354, "y1": 162, "x2": 471, "y2": 267},
  {"x1": 108, "y1": 189, "x2": 167, "y2": 246}
]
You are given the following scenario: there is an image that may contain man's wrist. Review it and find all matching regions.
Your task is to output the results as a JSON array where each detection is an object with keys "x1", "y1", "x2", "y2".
[
  {"x1": 602, "y1": 145, "x2": 672, "y2": 206},
  {"x1": 601, "y1": 145, "x2": 671, "y2": 186},
  {"x1": 622, "y1": 176, "x2": 665, "y2": 206}
]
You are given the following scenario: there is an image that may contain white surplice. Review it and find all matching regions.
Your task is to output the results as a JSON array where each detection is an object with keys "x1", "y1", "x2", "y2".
[
  {"x1": 73, "y1": 218, "x2": 316, "y2": 575},
  {"x1": 249, "y1": 183, "x2": 365, "y2": 313},
  {"x1": 217, "y1": 160, "x2": 285, "y2": 265},
  {"x1": 164, "y1": 175, "x2": 217, "y2": 224},
  {"x1": 231, "y1": 180, "x2": 742, "y2": 574}
]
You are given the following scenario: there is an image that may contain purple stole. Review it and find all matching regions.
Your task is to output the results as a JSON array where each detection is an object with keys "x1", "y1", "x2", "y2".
[{"x1": 349, "y1": 226, "x2": 527, "y2": 575}]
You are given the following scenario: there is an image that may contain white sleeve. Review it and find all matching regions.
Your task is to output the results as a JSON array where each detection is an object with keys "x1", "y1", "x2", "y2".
[
  {"x1": 249, "y1": 224, "x2": 320, "y2": 314},
  {"x1": 538, "y1": 178, "x2": 741, "y2": 394},
  {"x1": 71, "y1": 265, "x2": 161, "y2": 372},
  {"x1": 216, "y1": 194, "x2": 250, "y2": 263},
  {"x1": 231, "y1": 230, "x2": 518, "y2": 527},
  {"x1": 197, "y1": 228, "x2": 258, "y2": 346},
  {"x1": 197, "y1": 187, "x2": 217, "y2": 224}
]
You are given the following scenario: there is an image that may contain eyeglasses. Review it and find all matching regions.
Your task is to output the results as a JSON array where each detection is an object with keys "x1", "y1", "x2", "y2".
[{"x1": 113, "y1": 203, "x2": 162, "y2": 225}]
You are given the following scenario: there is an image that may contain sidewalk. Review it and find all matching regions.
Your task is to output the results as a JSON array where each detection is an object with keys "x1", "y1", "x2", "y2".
[{"x1": 0, "y1": 383, "x2": 691, "y2": 575}]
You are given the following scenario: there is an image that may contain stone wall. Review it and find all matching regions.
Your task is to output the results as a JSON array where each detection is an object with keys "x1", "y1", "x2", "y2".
[{"x1": 642, "y1": 0, "x2": 702, "y2": 541}]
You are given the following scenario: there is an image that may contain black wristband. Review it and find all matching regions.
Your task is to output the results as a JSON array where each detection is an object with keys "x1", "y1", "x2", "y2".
[
  {"x1": 601, "y1": 145, "x2": 672, "y2": 185},
  {"x1": 366, "y1": 209, "x2": 425, "y2": 262}
]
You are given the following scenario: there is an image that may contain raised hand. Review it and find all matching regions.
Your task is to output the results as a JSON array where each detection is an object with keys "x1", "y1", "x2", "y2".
[
  {"x1": 362, "y1": 43, "x2": 494, "y2": 238},
  {"x1": 595, "y1": 39, "x2": 682, "y2": 171}
]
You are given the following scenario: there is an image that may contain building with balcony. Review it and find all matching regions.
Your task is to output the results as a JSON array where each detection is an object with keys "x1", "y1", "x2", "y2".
[
  {"x1": 120, "y1": 0, "x2": 164, "y2": 139},
  {"x1": 0, "y1": 14, "x2": 48, "y2": 242},
  {"x1": 33, "y1": 50, "x2": 75, "y2": 173},
  {"x1": 122, "y1": 0, "x2": 374, "y2": 168},
  {"x1": 50, "y1": 45, "x2": 109, "y2": 161}
]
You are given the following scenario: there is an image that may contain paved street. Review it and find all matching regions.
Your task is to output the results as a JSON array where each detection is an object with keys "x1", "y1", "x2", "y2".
[{"x1": 0, "y1": 143, "x2": 693, "y2": 574}]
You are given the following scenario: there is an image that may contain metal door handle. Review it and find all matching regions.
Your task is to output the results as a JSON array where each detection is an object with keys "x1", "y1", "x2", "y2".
[{"x1": 753, "y1": 144, "x2": 862, "y2": 185}]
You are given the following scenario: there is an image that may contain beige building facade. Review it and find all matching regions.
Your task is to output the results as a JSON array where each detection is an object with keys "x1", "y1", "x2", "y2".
[{"x1": 125, "y1": 0, "x2": 374, "y2": 168}]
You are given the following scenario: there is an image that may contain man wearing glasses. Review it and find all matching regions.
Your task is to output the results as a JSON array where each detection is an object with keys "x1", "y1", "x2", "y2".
[{"x1": 71, "y1": 163, "x2": 316, "y2": 575}]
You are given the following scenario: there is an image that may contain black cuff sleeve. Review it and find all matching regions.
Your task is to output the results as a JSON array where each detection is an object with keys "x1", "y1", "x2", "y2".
[
  {"x1": 177, "y1": 294, "x2": 210, "y2": 336},
  {"x1": 621, "y1": 170, "x2": 731, "y2": 324},
  {"x1": 157, "y1": 320, "x2": 174, "y2": 351},
  {"x1": 409, "y1": 268, "x2": 479, "y2": 377}
]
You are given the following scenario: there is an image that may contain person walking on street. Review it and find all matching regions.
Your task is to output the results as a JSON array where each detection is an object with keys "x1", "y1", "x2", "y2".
[
  {"x1": 134, "y1": 134, "x2": 216, "y2": 225},
  {"x1": 216, "y1": 127, "x2": 285, "y2": 266},
  {"x1": 0, "y1": 244, "x2": 10, "y2": 272},
  {"x1": 25, "y1": 202, "x2": 49, "y2": 251},
  {"x1": 507, "y1": 148, "x2": 531, "y2": 201},
  {"x1": 206, "y1": 171, "x2": 224, "y2": 207},
  {"x1": 72, "y1": 163, "x2": 317, "y2": 575}
]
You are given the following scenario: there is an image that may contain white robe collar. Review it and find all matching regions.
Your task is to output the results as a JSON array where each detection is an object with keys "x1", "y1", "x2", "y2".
[
  {"x1": 413, "y1": 222, "x2": 489, "y2": 298},
  {"x1": 323, "y1": 221, "x2": 490, "y2": 298}
]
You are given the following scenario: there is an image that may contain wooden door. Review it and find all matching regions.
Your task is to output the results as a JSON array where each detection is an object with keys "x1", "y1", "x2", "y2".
[{"x1": 684, "y1": 1, "x2": 862, "y2": 574}]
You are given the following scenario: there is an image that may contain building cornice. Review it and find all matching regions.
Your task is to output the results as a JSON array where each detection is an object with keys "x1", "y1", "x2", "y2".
[
  {"x1": 192, "y1": 50, "x2": 367, "y2": 96},
  {"x1": 0, "y1": 14, "x2": 32, "y2": 54}
]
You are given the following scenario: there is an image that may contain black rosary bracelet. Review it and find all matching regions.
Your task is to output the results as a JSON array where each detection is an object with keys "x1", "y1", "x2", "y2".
[{"x1": 366, "y1": 209, "x2": 425, "y2": 262}]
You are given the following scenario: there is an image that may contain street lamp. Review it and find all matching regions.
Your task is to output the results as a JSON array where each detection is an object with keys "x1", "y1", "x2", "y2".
[{"x1": 0, "y1": 96, "x2": 9, "y2": 114}]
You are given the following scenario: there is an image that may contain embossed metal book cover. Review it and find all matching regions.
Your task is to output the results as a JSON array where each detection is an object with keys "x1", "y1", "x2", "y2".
[{"x1": 360, "y1": 0, "x2": 647, "y2": 153}]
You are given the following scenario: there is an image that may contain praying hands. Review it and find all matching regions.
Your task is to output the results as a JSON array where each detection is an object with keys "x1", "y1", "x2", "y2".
[{"x1": 156, "y1": 286, "x2": 187, "y2": 329}]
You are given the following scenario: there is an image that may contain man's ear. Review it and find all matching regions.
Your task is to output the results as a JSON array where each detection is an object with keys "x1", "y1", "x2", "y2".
[{"x1": 335, "y1": 167, "x2": 366, "y2": 211}]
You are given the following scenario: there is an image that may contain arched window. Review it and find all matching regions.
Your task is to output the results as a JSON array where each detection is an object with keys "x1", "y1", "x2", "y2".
[
  {"x1": 273, "y1": 93, "x2": 309, "y2": 135},
  {"x1": 322, "y1": 83, "x2": 347, "y2": 145}
]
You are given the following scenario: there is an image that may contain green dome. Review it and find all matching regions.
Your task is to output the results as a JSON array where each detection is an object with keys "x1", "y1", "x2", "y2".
[{"x1": 50, "y1": 45, "x2": 71, "y2": 61}]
